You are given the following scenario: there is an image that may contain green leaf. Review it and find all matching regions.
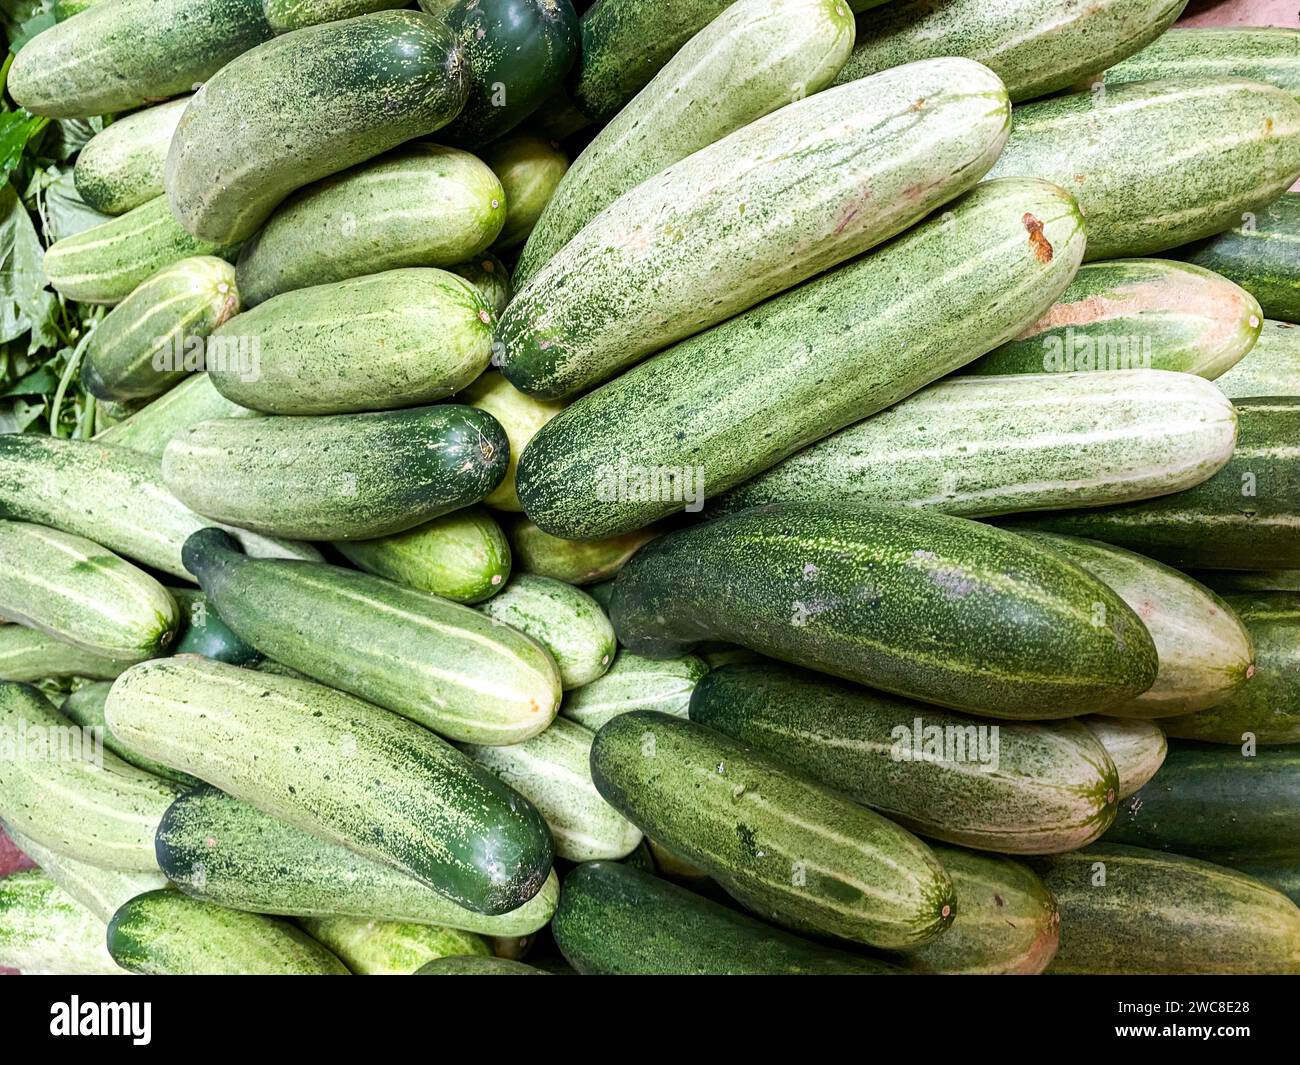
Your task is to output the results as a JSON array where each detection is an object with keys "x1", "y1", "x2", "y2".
[
  {"x1": 0, "y1": 110, "x2": 48, "y2": 182},
  {"x1": 0, "y1": 394, "x2": 45, "y2": 432},
  {"x1": 0, "y1": 357, "x2": 57, "y2": 395},
  {"x1": 0, "y1": 181, "x2": 56, "y2": 349},
  {"x1": 37, "y1": 166, "x2": 111, "y2": 242}
]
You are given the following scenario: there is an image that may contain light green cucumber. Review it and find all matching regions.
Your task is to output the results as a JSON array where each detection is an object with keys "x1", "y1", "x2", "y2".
[
  {"x1": 96, "y1": 374, "x2": 261, "y2": 457},
  {"x1": 234, "y1": 144, "x2": 505, "y2": 306},
  {"x1": 561, "y1": 652, "x2": 709, "y2": 732},
  {"x1": 451, "y1": 254, "x2": 511, "y2": 315},
  {"x1": 300, "y1": 915, "x2": 487, "y2": 975},
  {"x1": 508, "y1": 518, "x2": 657, "y2": 584},
  {"x1": 1081, "y1": 717, "x2": 1167, "y2": 801},
  {"x1": 483, "y1": 134, "x2": 569, "y2": 253},
  {"x1": 1098, "y1": 27, "x2": 1300, "y2": 102},
  {"x1": 460, "y1": 370, "x2": 565, "y2": 511},
  {"x1": 1216, "y1": 319, "x2": 1300, "y2": 398},
  {"x1": 73, "y1": 97, "x2": 190, "y2": 215},
  {"x1": 0, "y1": 871, "x2": 124, "y2": 975},
  {"x1": 0, "y1": 627, "x2": 133, "y2": 682},
  {"x1": 61, "y1": 682, "x2": 201, "y2": 787},
  {"x1": 416, "y1": 954, "x2": 549, "y2": 974}
]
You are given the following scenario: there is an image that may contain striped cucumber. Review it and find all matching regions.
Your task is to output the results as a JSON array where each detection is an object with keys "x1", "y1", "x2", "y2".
[
  {"x1": 1081, "y1": 717, "x2": 1167, "y2": 801},
  {"x1": 986, "y1": 78, "x2": 1300, "y2": 260},
  {"x1": 519, "y1": 178, "x2": 1084, "y2": 537},
  {"x1": 182, "y1": 528, "x2": 561, "y2": 744},
  {"x1": 463, "y1": 718, "x2": 642, "y2": 862},
  {"x1": 562, "y1": 651, "x2": 709, "y2": 732},
  {"x1": 712, "y1": 370, "x2": 1238, "y2": 520},
  {"x1": 300, "y1": 915, "x2": 487, "y2": 975},
  {"x1": 1099, "y1": 27, "x2": 1300, "y2": 102},
  {"x1": 451, "y1": 254, "x2": 510, "y2": 315},
  {"x1": 1216, "y1": 319, "x2": 1300, "y2": 398},
  {"x1": 459, "y1": 370, "x2": 565, "y2": 512},
  {"x1": 417, "y1": 954, "x2": 549, "y2": 974},
  {"x1": 508, "y1": 518, "x2": 657, "y2": 584},
  {"x1": 0, "y1": 871, "x2": 123, "y2": 975},
  {"x1": 170, "y1": 586, "x2": 261, "y2": 666},
  {"x1": 610, "y1": 504, "x2": 1158, "y2": 720},
  {"x1": 499, "y1": 57, "x2": 1011, "y2": 400},
  {"x1": 689, "y1": 662, "x2": 1119, "y2": 855},
  {"x1": 235, "y1": 144, "x2": 505, "y2": 306},
  {"x1": 0, "y1": 627, "x2": 133, "y2": 682},
  {"x1": 156, "y1": 786, "x2": 560, "y2": 933},
  {"x1": 96, "y1": 374, "x2": 260, "y2": 457},
  {"x1": 105, "y1": 657, "x2": 556, "y2": 913},
  {"x1": 62, "y1": 681, "x2": 201, "y2": 787},
  {"x1": 590, "y1": 711, "x2": 955, "y2": 949},
  {"x1": 483, "y1": 135, "x2": 569, "y2": 256},
  {"x1": 73, "y1": 97, "x2": 189, "y2": 215}
]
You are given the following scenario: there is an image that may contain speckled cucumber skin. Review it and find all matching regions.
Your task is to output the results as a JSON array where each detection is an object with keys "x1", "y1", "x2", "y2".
[
  {"x1": 690, "y1": 663, "x2": 1118, "y2": 855},
  {"x1": 458, "y1": 370, "x2": 566, "y2": 512},
  {"x1": 1004, "y1": 398, "x2": 1300, "y2": 569},
  {"x1": 82, "y1": 256, "x2": 240, "y2": 402},
  {"x1": 264, "y1": 0, "x2": 406, "y2": 31},
  {"x1": 166, "y1": 11, "x2": 470, "y2": 244},
  {"x1": 484, "y1": 134, "x2": 569, "y2": 254},
  {"x1": 508, "y1": 518, "x2": 656, "y2": 584},
  {"x1": 837, "y1": 0, "x2": 1184, "y2": 103},
  {"x1": 451, "y1": 254, "x2": 511, "y2": 315},
  {"x1": 163, "y1": 404, "x2": 507, "y2": 540},
  {"x1": 43, "y1": 196, "x2": 241, "y2": 306},
  {"x1": 417, "y1": 954, "x2": 548, "y2": 974},
  {"x1": 500, "y1": 57, "x2": 1012, "y2": 401},
  {"x1": 300, "y1": 915, "x2": 487, "y2": 974},
  {"x1": 713, "y1": 370, "x2": 1237, "y2": 521},
  {"x1": 552, "y1": 861, "x2": 900, "y2": 975},
  {"x1": 986, "y1": 78, "x2": 1300, "y2": 260},
  {"x1": 62, "y1": 681, "x2": 201, "y2": 786},
  {"x1": 610, "y1": 503, "x2": 1158, "y2": 720},
  {"x1": 1161, "y1": 593, "x2": 1300, "y2": 744},
  {"x1": 182, "y1": 528, "x2": 560, "y2": 744},
  {"x1": 97, "y1": 375, "x2": 260, "y2": 457},
  {"x1": 0, "y1": 871, "x2": 124, "y2": 975},
  {"x1": 74, "y1": 97, "x2": 190, "y2": 215},
  {"x1": 169, "y1": 586, "x2": 262, "y2": 666},
  {"x1": 590, "y1": 711, "x2": 955, "y2": 949},
  {"x1": 1081, "y1": 717, "x2": 1166, "y2": 801},
  {"x1": 235, "y1": 145, "x2": 505, "y2": 306},
  {"x1": 1216, "y1": 320, "x2": 1300, "y2": 397},
  {"x1": 156, "y1": 786, "x2": 559, "y2": 933},
  {"x1": 562, "y1": 651, "x2": 709, "y2": 732},
  {"x1": 106, "y1": 657, "x2": 556, "y2": 913},
  {"x1": 1036, "y1": 844, "x2": 1300, "y2": 974},
  {"x1": 514, "y1": 0, "x2": 854, "y2": 284},
  {"x1": 0, "y1": 521, "x2": 178, "y2": 661},
  {"x1": 1100, "y1": 27, "x2": 1300, "y2": 102},
  {"x1": 520, "y1": 178, "x2": 1082, "y2": 538},
  {"x1": 108, "y1": 890, "x2": 350, "y2": 975},
  {"x1": 0, "y1": 682, "x2": 181, "y2": 871},
  {"x1": 966, "y1": 259, "x2": 1263, "y2": 378},
  {"x1": 0, "y1": 627, "x2": 133, "y2": 682}
]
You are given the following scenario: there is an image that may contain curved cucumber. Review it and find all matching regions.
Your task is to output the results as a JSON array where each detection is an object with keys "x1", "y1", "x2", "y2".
[
  {"x1": 450, "y1": 254, "x2": 510, "y2": 315},
  {"x1": 562, "y1": 651, "x2": 708, "y2": 732},
  {"x1": 1236, "y1": 862, "x2": 1300, "y2": 906},
  {"x1": 73, "y1": 97, "x2": 189, "y2": 215},
  {"x1": 483, "y1": 135, "x2": 569, "y2": 255},
  {"x1": 416, "y1": 954, "x2": 549, "y2": 974},
  {"x1": 508, "y1": 517, "x2": 656, "y2": 584},
  {"x1": 0, "y1": 626, "x2": 133, "y2": 682},
  {"x1": 61, "y1": 681, "x2": 201, "y2": 787},
  {"x1": 0, "y1": 871, "x2": 123, "y2": 975},
  {"x1": 169, "y1": 586, "x2": 262, "y2": 667},
  {"x1": 1081, "y1": 717, "x2": 1167, "y2": 801},
  {"x1": 1216, "y1": 319, "x2": 1300, "y2": 398},
  {"x1": 300, "y1": 915, "x2": 487, "y2": 975},
  {"x1": 96, "y1": 374, "x2": 260, "y2": 457},
  {"x1": 1099, "y1": 27, "x2": 1300, "y2": 102},
  {"x1": 459, "y1": 369, "x2": 565, "y2": 512}
]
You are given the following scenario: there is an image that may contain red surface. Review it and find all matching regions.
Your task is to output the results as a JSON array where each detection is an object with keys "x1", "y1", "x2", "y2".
[{"x1": 0, "y1": 826, "x2": 36, "y2": 878}]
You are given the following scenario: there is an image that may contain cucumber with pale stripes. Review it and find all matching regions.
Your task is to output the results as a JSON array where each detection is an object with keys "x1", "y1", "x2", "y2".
[
  {"x1": 508, "y1": 518, "x2": 657, "y2": 585},
  {"x1": 0, "y1": 871, "x2": 124, "y2": 975},
  {"x1": 96, "y1": 374, "x2": 261, "y2": 457},
  {"x1": 450, "y1": 255, "x2": 511, "y2": 315},
  {"x1": 1215, "y1": 320, "x2": 1299, "y2": 398},
  {"x1": 562, "y1": 651, "x2": 709, "y2": 732},
  {"x1": 689, "y1": 662, "x2": 1119, "y2": 855},
  {"x1": 182, "y1": 528, "x2": 560, "y2": 744},
  {"x1": 105, "y1": 657, "x2": 556, "y2": 913},
  {"x1": 520, "y1": 178, "x2": 1084, "y2": 537},
  {"x1": 0, "y1": 626, "x2": 132, "y2": 682},
  {"x1": 61, "y1": 682, "x2": 201, "y2": 787},
  {"x1": 460, "y1": 370, "x2": 565, "y2": 512},
  {"x1": 1081, "y1": 718, "x2": 1167, "y2": 801},
  {"x1": 986, "y1": 78, "x2": 1300, "y2": 260},
  {"x1": 965, "y1": 259, "x2": 1263, "y2": 378},
  {"x1": 299, "y1": 915, "x2": 487, "y2": 975},
  {"x1": 156, "y1": 786, "x2": 560, "y2": 933},
  {"x1": 1099, "y1": 27, "x2": 1300, "y2": 102},
  {"x1": 712, "y1": 370, "x2": 1237, "y2": 520},
  {"x1": 73, "y1": 97, "x2": 189, "y2": 215},
  {"x1": 417, "y1": 954, "x2": 550, "y2": 974},
  {"x1": 0, "y1": 682, "x2": 181, "y2": 871},
  {"x1": 499, "y1": 57, "x2": 1011, "y2": 400},
  {"x1": 590, "y1": 710, "x2": 955, "y2": 949}
]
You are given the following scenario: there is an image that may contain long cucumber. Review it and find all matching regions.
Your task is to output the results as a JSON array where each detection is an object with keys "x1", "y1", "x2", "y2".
[
  {"x1": 1099, "y1": 27, "x2": 1300, "y2": 102},
  {"x1": 561, "y1": 651, "x2": 709, "y2": 732},
  {"x1": 61, "y1": 681, "x2": 201, "y2": 786},
  {"x1": 0, "y1": 626, "x2": 133, "y2": 682},
  {"x1": 96, "y1": 374, "x2": 261, "y2": 457},
  {"x1": 0, "y1": 871, "x2": 124, "y2": 975},
  {"x1": 299, "y1": 915, "x2": 488, "y2": 975}
]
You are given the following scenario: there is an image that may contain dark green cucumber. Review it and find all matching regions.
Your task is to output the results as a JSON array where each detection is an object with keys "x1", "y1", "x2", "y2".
[
  {"x1": 1100, "y1": 27, "x2": 1300, "y2": 102},
  {"x1": 61, "y1": 681, "x2": 202, "y2": 787},
  {"x1": 416, "y1": 954, "x2": 549, "y2": 974},
  {"x1": 96, "y1": 374, "x2": 261, "y2": 458},
  {"x1": 162, "y1": 404, "x2": 508, "y2": 540},
  {"x1": 552, "y1": 861, "x2": 901, "y2": 975},
  {"x1": 508, "y1": 517, "x2": 657, "y2": 584},
  {"x1": 1081, "y1": 717, "x2": 1167, "y2": 801},
  {"x1": 483, "y1": 133, "x2": 569, "y2": 253},
  {"x1": 299, "y1": 915, "x2": 488, "y2": 974},
  {"x1": 610, "y1": 504, "x2": 1158, "y2": 720},
  {"x1": 561, "y1": 650, "x2": 708, "y2": 732},
  {"x1": 0, "y1": 871, "x2": 124, "y2": 975},
  {"x1": 1036, "y1": 844, "x2": 1300, "y2": 974},
  {"x1": 1196, "y1": 568, "x2": 1300, "y2": 594},
  {"x1": 169, "y1": 586, "x2": 262, "y2": 666},
  {"x1": 1215, "y1": 319, "x2": 1300, "y2": 398},
  {"x1": 590, "y1": 711, "x2": 955, "y2": 950},
  {"x1": 1235, "y1": 861, "x2": 1300, "y2": 905}
]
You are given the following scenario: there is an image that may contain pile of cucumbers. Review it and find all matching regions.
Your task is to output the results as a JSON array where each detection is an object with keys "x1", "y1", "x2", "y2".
[{"x1": 2, "y1": 0, "x2": 1299, "y2": 976}]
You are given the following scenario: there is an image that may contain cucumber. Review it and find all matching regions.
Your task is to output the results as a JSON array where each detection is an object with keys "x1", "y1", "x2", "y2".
[
  {"x1": 108, "y1": 891, "x2": 350, "y2": 975},
  {"x1": 561, "y1": 651, "x2": 708, "y2": 732},
  {"x1": 234, "y1": 145, "x2": 506, "y2": 306},
  {"x1": 162, "y1": 404, "x2": 507, "y2": 540},
  {"x1": 441, "y1": 0, "x2": 580, "y2": 149},
  {"x1": 590, "y1": 711, "x2": 955, "y2": 949},
  {"x1": 1216, "y1": 319, "x2": 1300, "y2": 398},
  {"x1": 0, "y1": 871, "x2": 123, "y2": 975},
  {"x1": 459, "y1": 370, "x2": 565, "y2": 512},
  {"x1": 899, "y1": 846, "x2": 1059, "y2": 975},
  {"x1": 986, "y1": 78, "x2": 1300, "y2": 260},
  {"x1": 169, "y1": 586, "x2": 261, "y2": 666},
  {"x1": 463, "y1": 717, "x2": 641, "y2": 861},
  {"x1": 43, "y1": 196, "x2": 241, "y2": 306},
  {"x1": 1196, "y1": 569, "x2": 1300, "y2": 594},
  {"x1": 1036, "y1": 844, "x2": 1300, "y2": 974},
  {"x1": 61, "y1": 681, "x2": 202, "y2": 787},
  {"x1": 508, "y1": 517, "x2": 656, "y2": 584},
  {"x1": 73, "y1": 97, "x2": 189, "y2": 215},
  {"x1": 514, "y1": 0, "x2": 854, "y2": 285},
  {"x1": 0, "y1": 626, "x2": 132, "y2": 682},
  {"x1": 1003, "y1": 398, "x2": 1300, "y2": 569},
  {"x1": 552, "y1": 861, "x2": 900, "y2": 975},
  {"x1": 1081, "y1": 717, "x2": 1166, "y2": 801},
  {"x1": 837, "y1": 0, "x2": 1185, "y2": 103},
  {"x1": 520, "y1": 178, "x2": 1084, "y2": 537},
  {"x1": 0, "y1": 521, "x2": 179, "y2": 661},
  {"x1": 610, "y1": 504, "x2": 1158, "y2": 720},
  {"x1": 451, "y1": 254, "x2": 511, "y2": 315},
  {"x1": 964, "y1": 259, "x2": 1263, "y2": 378},
  {"x1": 81, "y1": 256, "x2": 241, "y2": 402},
  {"x1": 105, "y1": 657, "x2": 556, "y2": 913},
  {"x1": 96, "y1": 374, "x2": 260, "y2": 457},
  {"x1": 1161, "y1": 593, "x2": 1300, "y2": 745},
  {"x1": 1019, "y1": 533, "x2": 1255, "y2": 717},
  {"x1": 1177, "y1": 192, "x2": 1300, "y2": 323},
  {"x1": 335, "y1": 507, "x2": 511, "y2": 604},
  {"x1": 1235, "y1": 862, "x2": 1300, "y2": 905},
  {"x1": 1099, "y1": 27, "x2": 1300, "y2": 102},
  {"x1": 156, "y1": 786, "x2": 560, "y2": 934},
  {"x1": 476, "y1": 575, "x2": 613, "y2": 690},
  {"x1": 483, "y1": 134, "x2": 569, "y2": 255},
  {"x1": 0, "y1": 682, "x2": 181, "y2": 871},
  {"x1": 165, "y1": 11, "x2": 470, "y2": 244},
  {"x1": 262, "y1": 0, "x2": 408, "y2": 30},
  {"x1": 1104, "y1": 745, "x2": 1300, "y2": 863},
  {"x1": 499, "y1": 57, "x2": 1011, "y2": 400},
  {"x1": 300, "y1": 916, "x2": 487, "y2": 974},
  {"x1": 416, "y1": 954, "x2": 549, "y2": 974},
  {"x1": 181, "y1": 528, "x2": 561, "y2": 744},
  {"x1": 712, "y1": 370, "x2": 1238, "y2": 521},
  {"x1": 689, "y1": 662, "x2": 1119, "y2": 855}
]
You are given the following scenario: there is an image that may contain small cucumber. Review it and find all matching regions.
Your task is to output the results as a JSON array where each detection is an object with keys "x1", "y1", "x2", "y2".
[
  {"x1": 299, "y1": 916, "x2": 488, "y2": 975},
  {"x1": 61, "y1": 681, "x2": 202, "y2": 787},
  {"x1": 1215, "y1": 319, "x2": 1300, "y2": 398},
  {"x1": 416, "y1": 954, "x2": 549, "y2": 974},
  {"x1": 0, "y1": 871, "x2": 123, "y2": 975},
  {"x1": 0, "y1": 626, "x2": 133, "y2": 682},
  {"x1": 562, "y1": 651, "x2": 709, "y2": 732},
  {"x1": 96, "y1": 374, "x2": 260, "y2": 457},
  {"x1": 1099, "y1": 27, "x2": 1300, "y2": 102},
  {"x1": 451, "y1": 254, "x2": 511, "y2": 315},
  {"x1": 508, "y1": 517, "x2": 657, "y2": 584},
  {"x1": 1081, "y1": 717, "x2": 1167, "y2": 801},
  {"x1": 73, "y1": 97, "x2": 189, "y2": 215},
  {"x1": 169, "y1": 586, "x2": 262, "y2": 666},
  {"x1": 460, "y1": 370, "x2": 565, "y2": 512},
  {"x1": 482, "y1": 134, "x2": 570, "y2": 253}
]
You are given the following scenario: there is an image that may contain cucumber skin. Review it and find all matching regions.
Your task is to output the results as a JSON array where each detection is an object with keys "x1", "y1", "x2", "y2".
[
  {"x1": 235, "y1": 145, "x2": 505, "y2": 306},
  {"x1": 1236, "y1": 862, "x2": 1300, "y2": 905},
  {"x1": 460, "y1": 370, "x2": 565, "y2": 512},
  {"x1": 1101, "y1": 27, "x2": 1300, "y2": 102},
  {"x1": 508, "y1": 518, "x2": 656, "y2": 584},
  {"x1": 74, "y1": 97, "x2": 189, "y2": 215},
  {"x1": 499, "y1": 58, "x2": 1011, "y2": 400},
  {"x1": 519, "y1": 178, "x2": 1083, "y2": 538},
  {"x1": 0, "y1": 871, "x2": 123, "y2": 975},
  {"x1": 562, "y1": 651, "x2": 709, "y2": 732},
  {"x1": 451, "y1": 254, "x2": 511, "y2": 315},
  {"x1": 97, "y1": 375, "x2": 260, "y2": 458},
  {"x1": 610, "y1": 503, "x2": 1158, "y2": 721},
  {"x1": 986, "y1": 78, "x2": 1300, "y2": 260},
  {"x1": 483, "y1": 134, "x2": 570, "y2": 254},
  {"x1": 169, "y1": 586, "x2": 262, "y2": 667},
  {"x1": 416, "y1": 954, "x2": 549, "y2": 974},
  {"x1": 0, "y1": 626, "x2": 133, "y2": 682},
  {"x1": 299, "y1": 915, "x2": 488, "y2": 975},
  {"x1": 1216, "y1": 319, "x2": 1300, "y2": 398},
  {"x1": 553, "y1": 861, "x2": 901, "y2": 975},
  {"x1": 106, "y1": 657, "x2": 556, "y2": 914},
  {"x1": 61, "y1": 681, "x2": 202, "y2": 787},
  {"x1": 166, "y1": 11, "x2": 470, "y2": 244},
  {"x1": 1081, "y1": 717, "x2": 1167, "y2": 801}
]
